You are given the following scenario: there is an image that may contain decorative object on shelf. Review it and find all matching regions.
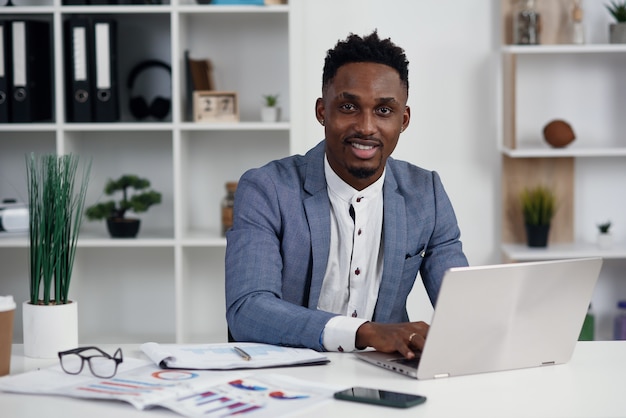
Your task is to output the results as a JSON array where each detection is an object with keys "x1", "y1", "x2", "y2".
[
  {"x1": 85, "y1": 174, "x2": 162, "y2": 238},
  {"x1": 597, "y1": 220, "x2": 613, "y2": 249},
  {"x1": 543, "y1": 119, "x2": 575, "y2": 148},
  {"x1": 221, "y1": 181, "x2": 238, "y2": 237},
  {"x1": 261, "y1": 94, "x2": 280, "y2": 123},
  {"x1": 0, "y1": 198, "x2": 28, "y2": 233},
  {"x1": 520, "y1": 185, "x2": 556, "y2": 247},
  {"x1": 127, "y1": 60, "x2": 172, "y2": 121},
  {"x1": 606, "y1": 0, "x2": 626, "y2": 43},
  {"x1": 571, "y1": 0, "x2": 585, "y2": 44},
  {"x1": 513, "y1": 0, "x2": 541, "y2": 45},
  {"x1": 185, "y1": 50, "x2": 215, "y2": 121},
  {"x1": 24, "y1": 153, "x2": 91, "y2": 359},
  {"x1": 193, "y1": 91, "x2": 239, "y2": 123}
]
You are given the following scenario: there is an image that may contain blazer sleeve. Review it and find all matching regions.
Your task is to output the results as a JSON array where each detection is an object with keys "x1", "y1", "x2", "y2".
[{"x1": 225, "y1": 167, "x2": 336, "y2": 351}]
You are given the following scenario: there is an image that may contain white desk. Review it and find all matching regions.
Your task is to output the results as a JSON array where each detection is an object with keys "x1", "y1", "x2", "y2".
[{"x1": 2, "y1": 341, "x2": 625, "y2": 417}]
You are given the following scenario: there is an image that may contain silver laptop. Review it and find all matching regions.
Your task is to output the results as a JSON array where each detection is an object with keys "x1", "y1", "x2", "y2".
[{"x1": 356, "y1": 257, "x2": 603, "y2": 380}]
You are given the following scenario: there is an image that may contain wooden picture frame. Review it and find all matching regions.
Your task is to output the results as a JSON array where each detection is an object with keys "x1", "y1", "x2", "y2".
[{"x1": 193, "y1": 91, "x2": 239, "y2": 122}]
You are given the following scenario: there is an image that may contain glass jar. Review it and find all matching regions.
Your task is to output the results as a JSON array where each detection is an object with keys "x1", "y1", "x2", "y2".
[
  {"x1": 221, "y1": 181, "x2": 237, "y2": 237},
  {"x1": 614, "y1": 300, "x2": 626, "y2": 340},
  {"x1": 571, "y1": 1, "x2": 585, "y2": 45},
  {"x1": 513, "y1": 0, "x2": 541, "y2": 45}
]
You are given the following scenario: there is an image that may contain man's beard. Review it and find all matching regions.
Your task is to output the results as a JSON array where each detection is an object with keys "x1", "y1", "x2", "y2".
[{"x1": 348, "y1": 166, "x2": 377, "y2": 179}]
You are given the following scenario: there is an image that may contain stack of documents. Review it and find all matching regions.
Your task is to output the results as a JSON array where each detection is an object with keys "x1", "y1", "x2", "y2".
[{"x1": 141, "y1": 342, "x2": 330, "y2": 370}]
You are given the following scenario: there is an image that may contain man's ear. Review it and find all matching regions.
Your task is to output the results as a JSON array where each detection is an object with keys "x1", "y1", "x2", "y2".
[
  {"x1": 402, "y1": 105, "x2": 411, "y2": 131},
  {"x1": 315, "y1": 97, "x2": 325, "y2": 125}
]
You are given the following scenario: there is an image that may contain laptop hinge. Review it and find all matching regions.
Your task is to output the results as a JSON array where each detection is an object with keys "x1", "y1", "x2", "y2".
[
  {"x1": 433, "y1": 373, "x2": 450, "y2": 379},
  {"x1": 541, "y1": 361, "x2": 556, "y2": 366}
]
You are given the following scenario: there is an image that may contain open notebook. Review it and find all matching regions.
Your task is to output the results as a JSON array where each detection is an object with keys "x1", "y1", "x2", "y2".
[{"x1": 356, "y1": 257, "x2": 603, "y2": 380}]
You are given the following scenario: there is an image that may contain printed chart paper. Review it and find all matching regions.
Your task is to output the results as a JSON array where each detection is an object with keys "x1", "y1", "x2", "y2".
[{"x1": 0, "y1": 357, "x2": 338, "y2": 417}]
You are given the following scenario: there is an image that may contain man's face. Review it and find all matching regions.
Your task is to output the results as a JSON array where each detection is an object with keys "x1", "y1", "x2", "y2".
[{"x1": 316, "y1": 62, "x2": 410, "y2": 191}]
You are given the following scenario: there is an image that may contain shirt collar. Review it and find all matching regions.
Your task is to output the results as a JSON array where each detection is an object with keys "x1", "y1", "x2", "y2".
[{"x1": 324, "y1": 155, "x2": 385, "y2": 203}]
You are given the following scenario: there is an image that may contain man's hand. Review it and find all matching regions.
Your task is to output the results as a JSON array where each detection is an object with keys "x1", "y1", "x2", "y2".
[{"x1": 355, "y1": 321, "x2": 429, "y2": 359}]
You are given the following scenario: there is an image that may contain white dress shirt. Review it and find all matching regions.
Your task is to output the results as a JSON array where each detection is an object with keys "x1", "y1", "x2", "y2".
[{"x1": 318, "y1": 156, "x2": 385, "y2": 352}]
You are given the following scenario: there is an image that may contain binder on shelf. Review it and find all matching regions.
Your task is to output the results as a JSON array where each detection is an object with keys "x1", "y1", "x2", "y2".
[
  {"x1": 64, "y1": 17, "x2": 93, "y2": 123},
  {"x1": 0, "y1": 21, "x2": 11, "y2": 123},
  {"x1": 91, "y1": 18, "x2": 119, "y2": 122},
  {"x1": 10, "y1": 20, "x2": 53, "y2": 123}
]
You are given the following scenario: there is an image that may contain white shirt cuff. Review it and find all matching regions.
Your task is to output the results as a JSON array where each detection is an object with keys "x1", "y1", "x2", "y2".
[{"x1": 322, "y1": 316, "x2": 368, "y2": 352}]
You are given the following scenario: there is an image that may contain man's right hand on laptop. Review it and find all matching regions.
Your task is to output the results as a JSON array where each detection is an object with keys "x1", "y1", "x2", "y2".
[{"x1": 355, "y1": 321, "x2": 429, "y2": 359}]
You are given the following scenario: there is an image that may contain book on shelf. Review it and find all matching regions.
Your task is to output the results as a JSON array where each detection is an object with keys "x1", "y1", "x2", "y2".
[{"x1": 141, "y1": 342, "x2": 330, "y2": 370}]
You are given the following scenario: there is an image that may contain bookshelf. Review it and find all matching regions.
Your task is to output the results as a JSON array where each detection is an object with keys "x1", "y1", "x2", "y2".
[{"x1": 0, "y1": 1, "x2": 290, "y2": 343}]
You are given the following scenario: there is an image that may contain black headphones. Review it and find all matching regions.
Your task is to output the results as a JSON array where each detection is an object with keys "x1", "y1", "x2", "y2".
[{"x1": 126, "y1": 60, "x2": 171, "y2": 120}]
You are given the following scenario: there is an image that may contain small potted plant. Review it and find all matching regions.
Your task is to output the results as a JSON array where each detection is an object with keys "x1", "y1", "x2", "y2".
[
  {"x1": 24, "y1": 153, "x2": 91, "y2": 358},
  {"x1": 85, "y1": 174, "x2": 162, "y2": 238},
  {"x1": 261, "y1": 93, "x2": 280, "y2": 123},
  {"x1": 520, "y1": 185, "x2": 557, "y2": 247},
  {"x1": 606, "y1": 0, "x2": 626, "y2": 43},
  {"x1": 597, "y1": 220, "x2": 612, "y2": 249}
]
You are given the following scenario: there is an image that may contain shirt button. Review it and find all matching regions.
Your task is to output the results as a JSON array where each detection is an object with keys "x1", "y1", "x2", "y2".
[
  {"x1": 357, "y1": 228, "x2": 362, "y2": 235},
  {"x1": 352, "y1": 310, "x2": 358, "y2": 318},
  {"x1": 356, "y1": 197, "x2": 362, "y2": 203},
  {"x1": 355, "y1": 268, "x2": 360, "y2": 275}
]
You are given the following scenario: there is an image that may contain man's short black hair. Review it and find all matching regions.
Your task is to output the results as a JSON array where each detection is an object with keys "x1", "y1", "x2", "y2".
[{"x1": 322, "y1": 30, "x2": 409, "y2": 94}]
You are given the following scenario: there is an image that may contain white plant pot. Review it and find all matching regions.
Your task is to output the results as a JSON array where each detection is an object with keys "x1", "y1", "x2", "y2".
[
  {"x1": 261, "y1": 106, "x2": 280, "y2": 123},
  {"x1": 597, "y1": 233, "x2": 613, "y2": 250},
  {"x1": 22, "y1": 301, "x2": 78, "y2": 359}
]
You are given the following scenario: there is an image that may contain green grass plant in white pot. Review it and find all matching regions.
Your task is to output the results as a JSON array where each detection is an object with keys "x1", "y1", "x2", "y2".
[
  {"x1": 260, "y1": 94, "x2": 280, "y2": 123},
  {"x1": 23, "y1": 153, "x2": 90, "y2": 358},
  {"x1": 606, "y1": 0, "x2": 626, "y2": 43}
]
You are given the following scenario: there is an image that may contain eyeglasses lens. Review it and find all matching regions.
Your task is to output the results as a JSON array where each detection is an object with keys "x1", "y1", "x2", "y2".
[
  {"x1": 60, "y1": 353, "x2": 83, "y2": 374},
  {"x1": 90, "y1": 356, "x2": 117, "y2": 378}
]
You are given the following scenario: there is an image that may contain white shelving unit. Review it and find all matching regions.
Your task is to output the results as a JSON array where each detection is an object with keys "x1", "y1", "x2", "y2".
[
  {"x1": 500, "y1": 42, "x2": 626, "y2": 260},
  {"x1": 0, "y1": 1, "x2": 290, "y2": 344},
  {"x1": 499, "y1": 2, "x2": 626, "y2": 339}
]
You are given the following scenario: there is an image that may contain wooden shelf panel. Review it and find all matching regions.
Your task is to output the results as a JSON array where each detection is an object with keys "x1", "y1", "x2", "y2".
[{"x1": 501, "y1": 156, "x2": 574, "y2": 245}]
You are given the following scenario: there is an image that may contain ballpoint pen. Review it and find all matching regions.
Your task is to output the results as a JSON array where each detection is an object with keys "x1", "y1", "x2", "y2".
[{"x1": 233, "y1": 346, "x2": 252, "y2": 361}]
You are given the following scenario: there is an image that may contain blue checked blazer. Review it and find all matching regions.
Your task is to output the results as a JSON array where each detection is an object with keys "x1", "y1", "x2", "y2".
[{"x1": 225, "y1": 141, "x2": 468, "y2": 350}]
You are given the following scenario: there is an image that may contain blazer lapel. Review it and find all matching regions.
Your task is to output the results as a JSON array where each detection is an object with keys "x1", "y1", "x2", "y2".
[
  {"x1": 374, "y1": 170, "x2": 407, "y2": 322},
  {"x1": 303, "y1": 142, "x2": 331, "y2": 309}
]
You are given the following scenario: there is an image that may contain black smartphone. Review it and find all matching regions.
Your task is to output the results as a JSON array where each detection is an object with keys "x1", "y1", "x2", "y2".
[{"x1": 333, "y1": 386, "x2": 426, "y2": 408}]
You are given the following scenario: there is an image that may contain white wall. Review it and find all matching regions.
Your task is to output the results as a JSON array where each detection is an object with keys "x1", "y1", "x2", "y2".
[{"x1": 290, "y1": 0, "x2": 501, "y2": 321}]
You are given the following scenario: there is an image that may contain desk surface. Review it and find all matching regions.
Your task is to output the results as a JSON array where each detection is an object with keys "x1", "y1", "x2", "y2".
[{"x1": 2, "y1": 341, "x2": 626, "y2": 417}]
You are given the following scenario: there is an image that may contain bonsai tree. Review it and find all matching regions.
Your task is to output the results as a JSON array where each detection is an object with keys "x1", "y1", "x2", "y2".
[
  {"x1": 520, "y1": 185, "x2": 556, "y2": 226},
  {"x1": 85, "y1": 175, "x2": 161, "y2": 221},
  {"x1": 606, "y1": 1, "x2": 626, "y2": 22}
]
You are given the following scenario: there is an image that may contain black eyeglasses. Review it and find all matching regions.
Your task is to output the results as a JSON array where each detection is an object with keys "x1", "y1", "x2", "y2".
[{"x1": 58, "y1": 346, "x2": 124, "y2": 378}]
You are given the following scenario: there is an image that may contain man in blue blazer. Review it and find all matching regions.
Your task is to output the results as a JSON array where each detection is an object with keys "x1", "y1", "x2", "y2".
[{"x1": 226, "y1": 31, "x2": 468, "y2": 360}]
